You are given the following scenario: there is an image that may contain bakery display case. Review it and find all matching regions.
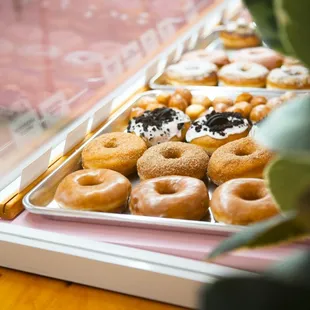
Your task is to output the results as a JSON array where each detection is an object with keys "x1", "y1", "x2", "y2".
[{"x1": 1, "y1": 0, "x2": 309, "y2": 308}]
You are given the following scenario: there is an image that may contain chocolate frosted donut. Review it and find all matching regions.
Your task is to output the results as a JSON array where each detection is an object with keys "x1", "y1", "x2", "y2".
[
  {"x1": 137, "y1": 142, "x2": 209, "y2": 180},
  {"x1": 127, "y1": 107, "x2": 190, "y2": 147},
  {"x1": 208, "y1": 137, "x2": 273, "y2": 185},
  {"x1": 186, "y1": 111, "x2": 251, "y2": 154}
]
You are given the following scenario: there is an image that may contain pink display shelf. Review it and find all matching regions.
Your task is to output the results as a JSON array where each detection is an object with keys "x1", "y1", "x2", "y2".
[{"x1": 9, "y1": 211, "x2": 307, "y2": 272}]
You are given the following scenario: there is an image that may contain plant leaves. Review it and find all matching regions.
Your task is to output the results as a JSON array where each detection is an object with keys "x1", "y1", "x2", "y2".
[
  {"x1": 255, "y1": 95, "x2": 310, "y2": 154},
  {"x1": 243, "y1": 0, "x2": 285, "y2": 53},
  {"x1": 274, "y1": 0, "x2": 310, "y2": 68},
  {"x1": 207, "y1": 211, "x2": 307, "y2": 259},
  {"x1": 265, "y1": 156, "x2": 310, "y2": 214}
]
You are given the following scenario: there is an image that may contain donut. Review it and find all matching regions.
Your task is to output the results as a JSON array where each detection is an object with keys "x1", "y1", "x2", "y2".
[
  {"x1": 191, "y1": 95, "x2": 213, "y2": 108},
  {"x1": 130, "y1": 107, "x2": 145, "y2": 119},
  {"x1": 185, "y1": 104, "x2": 206, "y2": 120},
  {"x1": 168, "y1": 94, "x2": 188, "y2": 112},
  {"x1": 174, "y1": 88, "x2": 193, "y2": 104},
  {"x1": 283, "y1": 56, "x2": 302, "y2": 67},
  {"x1": 250, "y1": 96, "x2": 267, "y2": 106},
  {"x1": 165, "y1": 60, "x2": 218, "y2": 86},
  {"x1": 49, "y1": 31, "x2": 84, "y2": 52},
  {"x1": 228, "y1": 101, "x2": 252, "y2": 118},
  {"x1": 136, "y1": 96, "x2": 157, "y2": 109},
  {"x1": 137, "y1": 142, "x2": 209, "y2": 180},
  {"x1": 127, "y1": 107, "x2": 191, "y2": 147},
  {"x1": 62, "y1": 51, "x2": 103, "y2": 78},
  {"x1": 129, "y1": 175, "x2": 209, "y2": 220},
  {"x1": 218, "y1": 62, "x2": 269, "y2": 88},
  {"x1": 250, "y1": 105, "x2": 271, "y2": 123},
  {"x1": 0, "y1": 39, "x2": 14, "y2": 65},
  {"x1": 186, "y1": 111, "x2": 251, "y2": 154},
  {"x1": 208, "y1": 137, "x2": 273, "y2": 185},
  {"x1": 55, "y1": 169, "x2": 131, "y2": 212},
  {"x1": 235, "y1": 92, "x2": 253, "y2": 103},
  {"x1": 17, "y1": 44, "x2": 62, "y2": 71},
  {"x1": 267, "y1": 65, "x2": 310, "y2": 90},
  {"x1": 210, "y1": 178, "x2": 279, "y2": 225},
  {"x1": 212, "y1": 97, "x2": 234, "y2": 106},
  {"x1": 220, "y1": 19, "x2": 261, "y2": 49},
  {"x1": 231, "y1": 47, "x2": 283, "y2": 70},
  {"x1": 181, "y1": 49, "x2": 229, "y2": 67},
  {"x1": 82, "y1": 132, "x2": 147, "y2": 176},
  {"x1": 213, "y1": 103, "x2": 229, "y2": 113},
  {"x1": 156, "y1": 92, "x2": 171, "y2": 105}
]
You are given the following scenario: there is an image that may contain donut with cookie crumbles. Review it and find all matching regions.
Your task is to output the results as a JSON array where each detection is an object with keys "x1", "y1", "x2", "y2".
[
  {"x1": 137, "y1": 142, "x2": 209, "y2": 180},
  {"x1": 185, "y1": 111, "x2": 251, "y2": 154},
  {"x1": 127, "y1": 107, "x2": 191, "y2": 147}
]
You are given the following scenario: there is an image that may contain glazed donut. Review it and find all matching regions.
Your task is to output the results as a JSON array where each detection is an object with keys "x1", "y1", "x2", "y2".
[
  {"x1": 136, "y1": 96, "x2": 157, "y2": 109},
  {"x1": 231, "y1": 47, "x2": 283, "y2": 70},
  {"x1": 267, "y1": 65, "x2": 310, "y2": 90},
  {"x1": 129, "y1": 175, "x2": 209, "y2": 220},
  {"x1": 174, "y1": 88, "x2": 193, "y2": 104},
  {"x1": 210, "y1": 178, "x2": 279, "y2": 225},
  {"x1": 250, "y1": 105, "x2": 271, "y2": 123},
  {"x1": 185, "y1": 104, "x2": 206, "y2": 120},
  {"x1": 181, "y1": 49, "x2": 229, "y2": 67},
  {"x1": 208, "y1": 137, "x2": 273, "y2": 185},
  {"x1": 62, "y1": 51, "x2": 103, "y2": 78},
  {"x1": 127, "y1": 107, "x2": 190, "y2": 147},
  {"x1": 137, "y1": 142, "x2": 209, "y2": 180},
  {"x1": 218, "y1": 62, "x2": 269, "y2": 88},
  {"x1": 228, "y1": 101, "x2": 252, "y2": 118},
  {"x1": 235, "y1": 92, "x2": 253, "y2": 103},
  {"x1": 186, "y1": 111, "x2": 251, "y2": 154},
  {"x1": 212, "y1": 97, "x2": 234, "y2": 106},
  {"x1": 165, "y1": 60, "x2": 218, "y2": 86},
  {"x1": 0, "y1": 39, "x2": 14, "y2": 65},
  {"x1": 250, "y1": 96, "x2": 267, "y2": 107},
  {"x1": 191, "y1": 95, "x2": 213, "y2": 109},
  {"x1": 220, "y1": 19, "x2": 261, "y2": 49},
  {"x1": 213, "y1": 103, "x2": 229, "y2": 113},
  {"x1": 55, "y1": 169, "x2": 131, "y2": 212},
  {"x1": 17, "y1": 44, "x2": 62, "y2": 71},
  {"x1": 156, "y1": 92, "x2": 171, "y2": 105},
  {"x1": 168, "y1": 94, "x2": 188, "y2": 112},
  {"x1": 82, "y1": 132, "x2": 147, "y2": 176}
]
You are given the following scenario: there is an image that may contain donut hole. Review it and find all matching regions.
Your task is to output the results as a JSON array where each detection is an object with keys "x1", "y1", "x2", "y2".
[
  {"x1": 239, "y1": 188, "x2": 265, "y2": 201},
  {"x1": 78, "y1": 175, "x2": 102, "y2": 186},
  {"x1": 162, "y1": 149, "x2": 182, "y2": 159},
  {"x1": 156, "y1": 184, "x2": 177, "y2": 195},
  {"x1": 104, "y1": 139, "x2": 118, "y2": 148},
  {"x1": 235, "y1": 149, "x2": 253, "y2": 156}
]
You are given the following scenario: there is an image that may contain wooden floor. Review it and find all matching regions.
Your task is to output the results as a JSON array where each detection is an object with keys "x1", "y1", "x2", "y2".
[{"x1": 0, "y1": 267, "x2": 187, "y2": 310}]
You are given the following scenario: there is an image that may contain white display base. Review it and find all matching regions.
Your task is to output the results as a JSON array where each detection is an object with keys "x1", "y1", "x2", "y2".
[{"x1": 0, "y1": 223, "x2": 252, "y2": 308}]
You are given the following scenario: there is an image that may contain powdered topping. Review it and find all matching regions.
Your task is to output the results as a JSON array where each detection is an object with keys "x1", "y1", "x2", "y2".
[
  {"x1": 186, "y1": 111, "x2": 251, "y2": 141},
  {"x1": 166, "y1": 60, "x2": 217, "y2": 81},
  {"x1": 268, "y1": 65, "x2": 310, "y2": 87},
  {"x1": 127, "y1": 107, "x2": 190, "y2": 146},
  {"x1": 219, "y1": 62, "x2": 269, "y2": 80}
]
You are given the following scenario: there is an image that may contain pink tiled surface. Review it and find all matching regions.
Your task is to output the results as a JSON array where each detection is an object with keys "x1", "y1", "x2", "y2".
[{"x1": 10, "y1": 211, "x2": 307, "y2": 272}]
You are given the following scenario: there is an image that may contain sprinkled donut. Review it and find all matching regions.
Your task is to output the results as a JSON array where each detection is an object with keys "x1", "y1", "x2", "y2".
[
  {"x1": 267, "y1": 65, "x2": 310, "y2": 90},
  {"x1": 208, "y1": 137, "x2": 273, "y2": 185},
  {"x1": 231, "y1": 47, "x2": 283, "y2": 70},
  {"x1": 186, "y1": 111, "x2": 251, "y2": 154},
  {"x1": 127, "y1": 107, "x2": 191, "y2": 147},
  {"x1": 165, "y1": 60, "x2": 218, "y2": 86},
  {"x1": 181, "y1": 49, "x2": 229, "y2": 67},
  {"x1": 218, "y1": 62, "x2": 269, "y2": 88},
  {"x1": 137, "y1": 142, "x2": 209, "y2": 180}
]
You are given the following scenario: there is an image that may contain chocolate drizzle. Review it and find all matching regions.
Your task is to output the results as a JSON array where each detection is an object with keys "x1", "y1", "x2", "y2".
[{"x1": 192, "y1": 111, "x2": 250, "y2": 137}]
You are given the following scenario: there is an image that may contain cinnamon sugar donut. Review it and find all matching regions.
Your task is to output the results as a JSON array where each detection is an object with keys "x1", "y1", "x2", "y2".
[
  {"x1": 210, "y1": 178, "x2": 279, "y2": 225},
  {"x1": 62, "y1": 51, "x2": 103, "y2": 78},
  {"x1": 127, "y1": 108, "x2": 190, "y2": 147},
  {"x1": 231, "y1": 47, "x2": 283, "y2": 70},
  {"x1": 165, "y1": 60, "x2": 218, "y2": 86},
  {"x1": 130, "y1": 175, "x2": 209, "y2": 220},
  {"x1": 137, "y1": 142, "x2": 209, "y2": 180},
  {"x1": 55, "y1": 169, "x2": 131, "y2": 212},
  {"x1": 219, "y1": 62, "x2": 269, "y2": 88},
  {"x1": 267, "y1": 65, "x2": 310, "y2": 90},
  {"x1": 181, "y1": 49, "x2": 229, "y2": 67},
  {"x1": 82, "y1": 132, "x2": 147, "y2": 176},
  {"x1": 208, "y1": 137, "x2": 273, "y2": 185},
  {"x1": 186, "y1": 111, "x2": 251, "y2": 154}
]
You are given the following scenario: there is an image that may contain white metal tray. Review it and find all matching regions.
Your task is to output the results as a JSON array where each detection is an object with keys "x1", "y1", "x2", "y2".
[{"x1": 23, "y1": 88, "x2": 287, "y2": 235}]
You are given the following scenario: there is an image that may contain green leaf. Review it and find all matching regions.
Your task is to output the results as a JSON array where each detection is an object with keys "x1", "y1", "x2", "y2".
[
  {"x1": 274, "y1": 0, "x2": 310, "y2": 68},
  {"x1": 243, "y1": 0, "x2": 285, "y2": 53},
  {"x1": 265, "y1": 157, "x2": 310, "y2": 213},
  {"x1": 255, "y1": 95, "x2": 310, "y2": 154},
  {"x1": 208, "y1": 211, "x2": 307, "y2": 259}
]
